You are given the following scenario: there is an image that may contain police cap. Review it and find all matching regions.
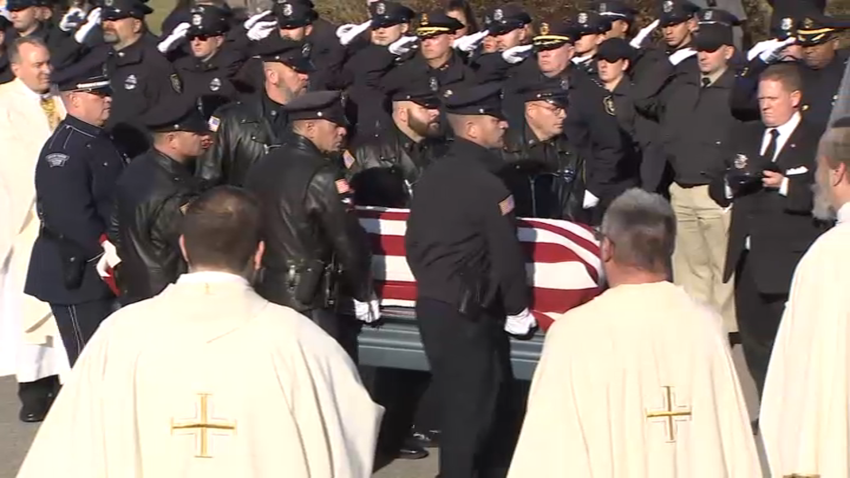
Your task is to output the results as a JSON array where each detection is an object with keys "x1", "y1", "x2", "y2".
[
  {"x1": 596, "y1": 1, "x2": 638, "y2": 23},
  {"x1": 658, "y1": 0, "x2": 699, "y2": 28},
  {"x1": 692, "y1": 23, "x2": 733, "y2": 52},
  {"x1": 284, "y1": 90, "x2": 348, "y2": 126},
  {"x1": 369, "y1": 1, "x2": 415, "y2": 29},
  {"x1": 145, "y1": 96, "x2": 208, "y2": 133},
  {"x1": 6, "y1": 0, "x2": 43, "y2": 11},
  {"x1": 573, "y1": 11, "x2": 611, "y2": 37},
  {"x1": 274, "y1": 1, "x2": 318, "y2": 29},
  {"x1": 383, "y1": 66, "x2": 441, "y2": 108},
  {"x1": 443, "y1": 82, "x2": 503, "y2": 119},
  {"x1": 286, "y1": 0, "x2": 315, "y2": 7},
  {"x1": 187, "y1": 5, "x2": 230, "y2": 38},
  {"x1": 53, "y1": 54, "x2": 111, "y2": 94},
  {"x1": 597, "y1": 37, "x2": 635, "y2": 63},
  {"x1": 533, "y1": 20, "x2": 575, "y2": 50},
  {"x1": 518, "y1": 77, "x2": 569, "y2": 108},
  {"x1": 696, "y1": 8, "x2": 741, "y2": 27},
  {"x1": 416, "y1": 10, "x2": 463, "y2": 38},
  {"x1": 251, "y1": 36, "x2": 315, "y2": 74},
  {"x1": 101, "y1": 0, "x2": 153, "y2": 20},
  {"x1": 484, "y1": 4, "x2": 532, "y2": 36},
  {"x1": 797, "y1": 13, "x2": 850, "y2": 46},
  {"x1": 771, "y1": 16, "x2": 800, "y2": 40}
]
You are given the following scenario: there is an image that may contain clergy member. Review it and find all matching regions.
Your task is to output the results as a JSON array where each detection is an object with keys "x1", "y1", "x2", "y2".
[
  {"x1": 760, "y1": 122, "x2": 850, "y2": 477},
  {"x1": 508, "y1": 188, "x2": 760, "y2": 478},
  {"x1": 17, "y1": 186, "x2": 383, "y2": 478}
]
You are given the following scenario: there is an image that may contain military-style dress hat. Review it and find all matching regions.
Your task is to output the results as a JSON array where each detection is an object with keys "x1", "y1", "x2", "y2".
[
  {"x1": 101, "y1": 0, "x2": 153, "y2": 20},
  {"x1": 657, "y1": 0, "x2": 699, "y2": 27},
  {"x1": 696, "y1": 8, "x2": 741, "y2": 27},
  {"x1": 596, "y1": 1, "x2": 639, "y2": 23},
  {"x1": 597, "y1": 37, "x2": 635, "y2": 63},
  {"x1": 283, "y1": 90, "x2": 348, "y2": 126},
  {"x1": 518, "y1": 76, "x2": 569, "y2": 107},
  {"x1": 692, "y1": 23, "x2": 734, "y2": 51},
  {"x1": 416, "y1": 10, "x2": 464, "y2": 38},
  {"x1": 274, "y1": 1, "x2": 318, "y2": 29},
  {"x1": 771, "y1": 15, "x2": 800, "y2": 41},
  {"x1": 382, "y1": 65, "x2": 441, "y2": 107},
  {"x1": 484, "y1": 4, "x2": 532, "y2": 36},
  {"x1": 145, "y1": 96, "x2": 209, "y2": 133},
  {"x1": 573, "y1": 11, "x2": 612, "y2": 37},
  {"x1": 533, "y1": 20, "x2": 575, "y2": 50},
  {"x1": 187, "y1": 5, "x2": 230, "y2": 38},
  {"x1": 443, "y1": 82, "x2": 504, "y2": 119},
  {"x1": 251, "y1": 36, "x2": 315, "y2": 74},
  {"x1": 53, "y1": 54, "x2": 112, "y2": 94},
  {"x1": 369, "y1": 1, "x2": 415, "y2": 29},
  {"x1": 6, "y1": 0, "x2": 50, "y2": 12},
  {"x1": 797, "y1": 13, "x2": 850, "y2": 46}
]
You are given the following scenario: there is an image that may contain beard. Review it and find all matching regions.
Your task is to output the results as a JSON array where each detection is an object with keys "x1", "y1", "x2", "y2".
[
  {"x1": 408, "y1": 114, "x2": 441, "y2": 138},
  {"x1": 103, "y1": 30, "x2": 119, "y2": 44},
  {"x1": 812, "y1": 179, "x2": 836, "y2": 221}
]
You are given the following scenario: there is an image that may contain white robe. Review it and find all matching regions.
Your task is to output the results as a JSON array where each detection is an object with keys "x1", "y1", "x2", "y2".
[
  {"x1": 16, "y1": 272, "x2": 384, "y2": 478},
  {"x1": 760, "y1": 204, "x2": 850, "y2": 478},
  {"x1": 508, "y1": 281, "x2": 760, "y2": 478}
]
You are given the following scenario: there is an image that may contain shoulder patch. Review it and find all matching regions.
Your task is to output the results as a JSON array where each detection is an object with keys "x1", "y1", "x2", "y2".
[
  {"x1": 342, "y1": 150, "x2": 356, "y2": 169},
  {"x1": 499, "y1": 195, "x2": 515, "y2": 216},
  {"x1": 335, "y1": 178, "x2": 351, "y2": 194},
  {"x1": 208, "y1": 116, "x2": 221, "y2": 133},
  {"x1": 45, "y1": 153, "x2": 70, "y2": 168}
]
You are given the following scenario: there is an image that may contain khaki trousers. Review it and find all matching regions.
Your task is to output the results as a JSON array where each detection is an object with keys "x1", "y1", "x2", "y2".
[{"x1": 669, "y1": 183, "x2": 738, "y2": 333}]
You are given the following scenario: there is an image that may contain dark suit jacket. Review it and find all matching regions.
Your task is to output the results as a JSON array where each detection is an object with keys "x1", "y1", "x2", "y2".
[{"x1": 709, "y1": 119, "x2": 826, "y2": 295}]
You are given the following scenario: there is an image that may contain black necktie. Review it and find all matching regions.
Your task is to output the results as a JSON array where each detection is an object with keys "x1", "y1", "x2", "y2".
[
  {"x1": 763, "y1": 128, "x2": 780, "y2": 163},
  {"x1": 701, "y1": 77, "x2": 711, "y2": 88}
]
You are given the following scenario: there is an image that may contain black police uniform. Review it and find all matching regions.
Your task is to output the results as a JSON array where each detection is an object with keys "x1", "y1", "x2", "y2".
[
  {"x1": 405, "y1": 83, "x2": 529, "y2": 478},
  {"x1": 173, "y1": 5, "x2": 245, "y2": 119},
  {"x1": 244, "y1": 91, "x2": 373, "y2": 355},
  {"x1": 571, "y1": 11, "x2": 610, "y2": 77},
  {"x1": 278, "y1": 1, "x2": 345, "y2": 91},
  {"x1": 498, "y1": 78, "x2": 587, "y2": 222},
  {"x1": 24, "y1": 63, "x2": 125, "y2": 366},
  {"x1": 109, "y1": 97, "x2": 206, "y2": 304},
  {"x1": 0, "y1": 16, "x2": 12, "y2": 85},
  {"x1": 197, "y1": 36, "x2": 314, "y2": 186},
  {"x1": 5, "y1": 0, "x2": 73, "y2": 66}
]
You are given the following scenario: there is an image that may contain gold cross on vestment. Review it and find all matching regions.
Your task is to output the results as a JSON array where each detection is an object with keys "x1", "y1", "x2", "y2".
[
  {"x1": 171, "y1": 393, "x2": 236, "y2": 458},
  {"x1": 645, "y1": 386, "x2": 692, "y2": 443}
]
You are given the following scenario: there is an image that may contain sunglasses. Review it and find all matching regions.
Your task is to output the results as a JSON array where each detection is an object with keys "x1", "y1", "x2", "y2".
[{"x1": 189, "y1": 34, "x2": 218, "y2": 41}]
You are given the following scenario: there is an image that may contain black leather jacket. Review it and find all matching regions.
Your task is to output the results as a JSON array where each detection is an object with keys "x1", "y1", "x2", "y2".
[
  {"x1": 109, "y1": 150, "x2": 202, "y2": 304},
  {"x1": 346, "y1": 126, "x2": 449, "y2": 207},
  {"x1": 196, "y1": 93, "x2": 286, "y2": 187},
  {"x1": 498, "y1": 126, "x2": 587, "y2": 223},
  {"x1": 244, "y1": 134, "x2": 373, "y2": 312}
]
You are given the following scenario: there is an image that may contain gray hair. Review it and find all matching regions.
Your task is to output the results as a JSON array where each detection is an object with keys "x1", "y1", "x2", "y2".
[
  {"x1": 8, "y1": 36, "x2": 49, "y2": 65},
  {"x1": 600, "y1": 188, "x2": 676, "y2": 273},
  {"x1": 819, "y1": 121, "x2": 850, "y2": 171}
]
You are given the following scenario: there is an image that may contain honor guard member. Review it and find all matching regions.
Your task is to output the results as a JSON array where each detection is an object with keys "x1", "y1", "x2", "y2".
[
  {"x1": 276, "y1": 1, "x2": 345, "y2": 90},
  {"x1": 571, "y1": 11, "x2": 611, "y2": 76},
  {"x1": 100, "y1": 0, "x2": 183, "y2": 158},
  {"x1": 597, "y1": 0, "x2": 638, "y2": 40},
  {"x1": 405, "y1": 83, "x2": 533, "y2": 478},
  {"x1": 406, "y1": 11, "x2": 476, "y2": 92},
  {"x1": 244, "y1": 91, "x2": 377, "y2": 355},
  {"x1": 658, "y1": 0, "x2": 700, "y2": 58},
  {"x1": 498, "y1": 77, "x2": 587, "y2": 221},
  {"x1": 595, "y1": 0, "x2": 669, "y2": 84},
  {"x1": 5, "y1": 0, "x2": 71, "y2": 65},
  {"x1": 109, "y1": 97, "x2": 207, "y2": 305},
  {"x1": 174, "y1": 5, "x2": 244, "y2": 119},
  {"x1": 24, "y1": 60, "x2": 125, "y2": 366},
  {"x1": 198, "y1": 35, "x2": 313, "y2": 186}
]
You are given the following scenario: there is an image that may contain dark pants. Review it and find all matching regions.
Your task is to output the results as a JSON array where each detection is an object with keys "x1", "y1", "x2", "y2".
[
  {"x1": 416, "y1": 297, "x2": 514, "y2": 478},
  {"x1": 302, "y1": 308, "x2": 359, "y2": 362},
  {"x1": 735, "y1": 253, "x2": 788, "y2": 398},
  {"x1": 50, "y1": 299, "x2": 115, "y2": 366},
  {"x1": 369, "y1": 367, "x2": 432, "y2": 452}
]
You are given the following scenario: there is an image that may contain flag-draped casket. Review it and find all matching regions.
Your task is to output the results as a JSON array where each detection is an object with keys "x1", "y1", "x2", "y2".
[{"x1": 355, "y1": 207, "x2": 603, "y2": 330}]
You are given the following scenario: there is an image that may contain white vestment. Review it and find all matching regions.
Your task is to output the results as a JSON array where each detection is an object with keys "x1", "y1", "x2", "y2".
[
  {"x1": 760, "y1": 203, "x2": 850, "y2": 478},
  {"x1": 16, "y1": 272, "x2": 383, "y2": 478},
  {"x1": 0, "y1": 78, "x2": 69, "y2": 382},
  {"x1": 508, "y1": 282, "x2": 760, "y2": 478}
]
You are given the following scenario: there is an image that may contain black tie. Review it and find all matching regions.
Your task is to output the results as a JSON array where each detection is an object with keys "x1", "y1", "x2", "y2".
[
  {"x1": 701, "y1": 77, "x2": 711, "y2": 88},
  {"x1": 763, "y1": 128, "x2": 780, "y2": 163}
]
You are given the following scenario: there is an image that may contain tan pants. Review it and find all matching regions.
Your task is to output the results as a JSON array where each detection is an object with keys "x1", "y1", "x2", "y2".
[{"x1": 669, "y1": 183, "x2": 738, "y2": 333}]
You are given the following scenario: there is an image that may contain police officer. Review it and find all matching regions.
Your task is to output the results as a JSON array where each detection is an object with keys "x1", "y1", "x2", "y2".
[
  {"x1": 174, "y1": 5, "x2": 245, "y2": 119},
  {"x1": 499, "y1": 77, "x2": 587, "y2": 221},
  {"x1": 403, "y1": 11, "x2": 475, "y2": 93},
  {"x1": 244, "y1": 91, "x2": 377, "y2": 355},
  {"x1": 405, "y1": 83, "x2": 533, "y2": 478},
  {"x1": 109, "y1": 97, "x2": 207, "y2": 304},
  {"x1": 0, "y1": 15, "x2": 13, "y2": 84},
  {"x1": 198, "y1": 35, "x2": 312, "y2": 186},
  {"x1": 571, "y1": 11, "x2": 611, "y2": 76},
  {"x1": 276, "y1": 1, "x2": 344, "y2": 90},
  {"x1": 24, "y1": 61, "x2": 124, "y2": 366},
  {"x1": 657, "y1": 0, "x2": 700, "y2": 57},
  {"x1": 597, "y1": 0, "x2": 639, "y2": 40},
  {"x1": 5, "y1": 0, "x2": 70, "y2": 62}
]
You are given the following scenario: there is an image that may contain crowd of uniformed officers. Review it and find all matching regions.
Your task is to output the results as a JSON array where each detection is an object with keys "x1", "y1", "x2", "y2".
[{"x1": 7, "y1": 0, "x2": 850, "y2": 474}]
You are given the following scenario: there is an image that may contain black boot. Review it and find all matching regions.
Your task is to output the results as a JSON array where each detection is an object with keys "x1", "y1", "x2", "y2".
[{"x1": 17, "y1": 375, "x2": 60, "y2": 423}]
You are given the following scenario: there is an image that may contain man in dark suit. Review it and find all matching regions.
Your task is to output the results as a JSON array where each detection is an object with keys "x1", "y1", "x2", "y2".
[{"x1": 710, "y1": 63, "x2": 826, "y2": 398}]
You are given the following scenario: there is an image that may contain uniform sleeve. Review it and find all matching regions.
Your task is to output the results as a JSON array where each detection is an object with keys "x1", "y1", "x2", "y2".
[
  {"x1": 148, "y1": 192, "x2": 194, "y2": 287},
  {"x1": 730, "y1": 58, "x2": 768, "y2": 122},
  {"x1": 196, "y1": 106, "x2": 231, "y2": 185},
  {"x1": 36, "y1": 148, "x2": 105, "y2": 259},
  {"x1": 307, "y1": 166, "x2": 374, "y2": 302},
  {"x1": 481, "y1": 181, "x2": 529, "y2": 315}
]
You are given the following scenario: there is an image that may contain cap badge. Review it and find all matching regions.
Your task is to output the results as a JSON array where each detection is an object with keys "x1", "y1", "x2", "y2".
[
  {"x1": 734, "y1": 154, "x2": 748, "y2": 170},
  {"x1": 662, "y1": 1, "x2": 673, "y2": 13},
  {"x1": 192, "y1": 13, "x2": 202, "y2": 25},
  {"x1": 703, "y1": 10, "x2": 713, "y2": 21},
  {"x1": 443, "y1": 89, "x2": 453, "y2": 98},
  {"x1": 124, "y1": 74, "x2": 137, "y2": 90},
  {"x1": 283, "y1": 3, "x2": 292, "y2": 16},
  {"x1": 599, "y1": 3, "x2": 608, "y2": 13},
  {"x1": 483, "y1": 15, "x2": 491, "y2": 25},
  {"x1": 803, "y1": 17, "x2": 814, "y2": 29},
  {"x1": 302, "y1": 42, "x2": 311, "y2": 57},
  {"x1": 781, "y1": 17, "x2": 793, "y2": 31},
  {"x1": 421, "y1": 12, "x2": 428, "y2": 24},
  {"x1": 540, "y1": 22, "x2": 549, "y2": 35},
  {"x1": 104, "y1": 0, "x2": 114, "y2": 6},
  {"x1": 578, "y1": 12, "x2": 588, "y2": 24},
  {"x1": 493, "y1": 8, "x2": 503, "y2": 21},
  {"x1": 429, "y1": 76, "x2": 439, "y2": 92},
  {"x1": 376, "y1": 2, "x2": 385, "y2": 15},
  {"x1": 209, "y1": 77, "x2": 221, "y2": 92}
]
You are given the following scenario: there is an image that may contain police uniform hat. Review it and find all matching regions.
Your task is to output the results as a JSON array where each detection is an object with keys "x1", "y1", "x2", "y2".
[
  {"x1": 274, "y1": 1, "x2": 318, "y2": 29},
  {"x1": 382, "y1": 66, "x2": 441, "y2": 108},
  {"x1": 692, "y1": 23, "x2": 733, "y2": 52},
  {"x1": 658, "y1": 0, "x2": 699, "y2": 28},
  {"x1": 101, "y1": 0, "x2": 153, "y2": 20},
  {"x1": 533, "y1": 20, "x2": 575, "y2": 50},
  {"x1": 597, "y1": 37, "x2": 635, "y2": 63},
  {"x1": 251, "y1": 36, "x2": 315, "y2": 74},
  {"x1": 53, "y1": 54, "x2": 111, "y2": 94},
  {"x1": 696, "y1": 8, "x2": 741, "y2": 27},
  {"x1": 596, "y1": 1, "x2": 638, "y2": 23},
  {"x1": 0, "y1": 15, "x2": 10, "y2": 30},
  {"x1": 5, "y1": 0, "x2": 40, "y2": 11},
  {"x1": 145, "y1": 96, "x2": 208, "y2": 133},
  {"x1": 518, "y1": 77, "x2": 569, "y2": 107},
  {"x1": 797, "y1": 13, "x2": 850, "y2": 47},
  {"x1": 443, "y1": 82, "x2": 503, "y2": 119},
  {"x1": 283, "y1": 90, "x2": 348, "y2": 126},
  {"x1": 484, "y1": 4, "x2": 532, "y2": 36},
  {"x1": 186, "y1": 5, "x2": 230, "y2": 38},
  {"x1": 369, "y1": 2, "x2": 415, "y2": 29},
  {"x1": 573, "y1": 11, "x2": 611, "y2": 37},
  {"x1": 285, "y1": 0, "x2": 315, "y2": 7},
  {"x1": 416, "y1": 10, "x2": 463, "y2": 38},
  {"x1": 771, "y1": 16, "x2": 800, "y2": 41}
]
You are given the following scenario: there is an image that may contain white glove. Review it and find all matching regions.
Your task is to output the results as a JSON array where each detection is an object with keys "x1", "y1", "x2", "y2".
[
  {"x1": 59, "y1": 6, "x2": 86, "y2": 32},
  {"x1": 157, "y1": 22, "x2": 190, "y2": 53},
  {"x1": 630, "y1": 19, "x2": 659, "y2": 49},
  {"x1": 502, "y1": 44, "x2": 534, "y2": 64},
  {"x1": 337, "y1": 20, "x2": 371, "y2": 46},
  {"x1": 243, "y1": 9, "x2": 272, "y2": 30},
  {"x1": 747, "y1": 37, "x2": 796, "y2": 63},
  {"x1": 247, "y1": 20, "x2": 277, "y2": 41},
  {"x1": 452, "y1": 30, "x2": 488, "y2": 52},
  {"x1": 74, "y1": 7, "x2": 101, "y2": 44},
  {"x1": 353, "y1": 295, "x2": 381, "y2": 323},
  {"x1": 0, "y1": 6, "x2": 10, "y2": 21},
  {"x1": 505, "y1": 308, "x2": 537, "y2": 336},
  {"x1": 389, "y1": 35, "x2": 418, "y2": 55},
  {"x1": 668, "y1": 47, "x2": 697, "y2": 66},
  {"x1": 95, "y1": 239, "x2": 121, "y2": 278}
]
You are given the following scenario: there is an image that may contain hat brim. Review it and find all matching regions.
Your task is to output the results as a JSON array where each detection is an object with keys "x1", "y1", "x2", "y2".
[
  {"x1": 488, "y1": 21, "x2": 524, "y2": 36},
  {"x1": 797, "y1": 30, "x2": 835, "y2": 46},
  {"x1": 149, "y1": 116, "x2": 210, "y2": 133},
  {"x1": 416, "y1": 27, "x2": 454, "y2": 39},
  {"x1": 372, "y1": 18, "x2": 407, "y2": 29}
]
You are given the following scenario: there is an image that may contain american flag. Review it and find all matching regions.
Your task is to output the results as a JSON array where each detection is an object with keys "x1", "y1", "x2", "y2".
[{"x1": 355, "y1": 207, "x2": 603, "y2": 331}]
